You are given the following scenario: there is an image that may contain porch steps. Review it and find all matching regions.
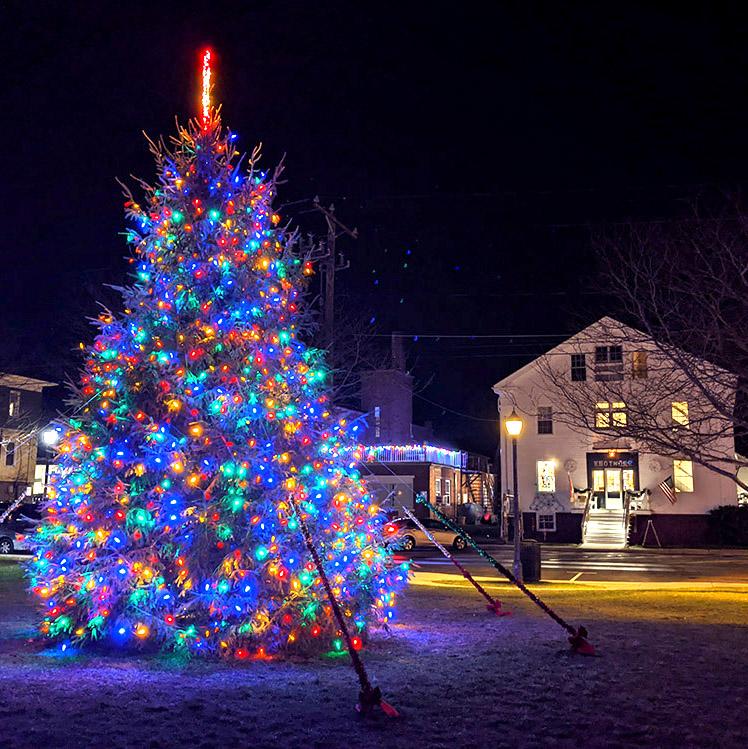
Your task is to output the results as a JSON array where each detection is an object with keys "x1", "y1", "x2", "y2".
[{"x1": 582, "y1": 509, "x2": 627, "y2": 548}]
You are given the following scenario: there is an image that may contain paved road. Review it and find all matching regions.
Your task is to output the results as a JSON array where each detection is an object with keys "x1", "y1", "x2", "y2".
[
  {"x1": 396, "y1": 544, "x2": 748, "y2": 583},
  {"x1": 6, "y1": 545, "x2": 748, "y2": 583}
]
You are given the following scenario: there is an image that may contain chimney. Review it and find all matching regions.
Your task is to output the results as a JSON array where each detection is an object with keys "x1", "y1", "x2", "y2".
[{"x1": 391, "y1": 332, "x2": 406, "y2": 371}]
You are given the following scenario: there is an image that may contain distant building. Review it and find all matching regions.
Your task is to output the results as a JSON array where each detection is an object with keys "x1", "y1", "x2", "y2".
[
  {"x1": 493, "y1": 318, "x2": 739, "y2": 547},
  {"x1": 355, "y1": 335, "x2": 494, "y2": 521},
  {"x1": 361, "y1": 443, "x2": 493, "y2": 521},
  {"x1": 0, "y1": 374, "x2": 56, "y2": 502}
]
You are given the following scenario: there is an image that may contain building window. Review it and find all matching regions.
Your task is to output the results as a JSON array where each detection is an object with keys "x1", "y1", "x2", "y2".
[
  {"x1": 374, "y1": 406, "x2": 381, "y2": 439},
  {"x1": 673, "y1": 460, "x2": 694, "y2": 492},
  {"x1": 8, "y1": 390, "x2": 20, "y2": 418},
  {"x1": 5, "y1": 442, "x2": 15, "y2": 467},
  {"x1": 435, "y1": 477, "x2": 442, "y2": 501},
  {"x1": 596, "y1": 345, "x2": 623, "y2": 363},
  {"x1": 595, "y1": 401, "x2": 627, "y2": 428},
  {"x1": 672, "y1": 401, "x2": 689, "y2": 427},
  {"x1": 537, "y1": 513, "x2": 556, "y2": 532},
  {"x1": 443, "y1": 478, "x2": 451, "y2": 504},
  {"x1": 594, "y1": 345, "x2": 624, "y2": 381},
  {"x1": 536, "y1": 460, "x2": 556, "y2": 493},
  {"x1": 537, "y1": 406, "x2": 553, "y2": 434},
  {"x1": 632, "y1": 351, "x2": 648, "y2": 379},
  {"x1": 570, "y1": 354, "x2": 587, "y2": 382}
]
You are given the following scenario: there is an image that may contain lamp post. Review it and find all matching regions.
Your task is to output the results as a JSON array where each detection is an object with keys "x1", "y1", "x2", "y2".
[
  {"x1": 504, "y1": 408, "x2": 524, "y2": 582},
  {"x1": 40, "y1": 427, "x2": 59, "y2": 498}
]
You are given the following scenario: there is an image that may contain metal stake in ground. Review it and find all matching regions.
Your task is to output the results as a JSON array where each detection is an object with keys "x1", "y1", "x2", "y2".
[
  {"x1": 0, "y1": 490, "x2": 28, "y2": 525},
  {"x1": 400, "y1": 506, "x2": 510, "y2": 616},
  {"x1": 417, "y1": 496, "x2": 596, "y2": 656},
  {"x1": 290, "y1": 497, "x2": 399, "y2": 716}
]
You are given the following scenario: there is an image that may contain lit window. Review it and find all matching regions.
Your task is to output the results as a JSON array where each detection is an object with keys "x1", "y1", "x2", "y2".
[
  {"x1": 570, "y1": 354, "x2": 587, "y2": 382},
  {"x1": 444, "y1": 478, "x2": 451, "y2": 504},
  {"x1": 672, "y1": 401, "x2": 689, "y2": 427},
  {"x1": 536, "y1": 460, "x2": 556, "y2": 493},
  {"x1": 537, "y1": 406, "x2": 553, "y2": 434},
  {"x1": 595, "y1": 401, "x2": 627, "y2": 428},
  {"x1": 612, "y1": 402, "x2": 627, "y2": 426},
  {"x1": 673, "y1": 460, "x2": 694, "y2": 492},
  {"x1": 8, "y1": 390, "x2": 20, "y2": 418},
  {"x1": 5, "y1": 442, "x2": 15, "y2": 467},
  {"x1": 435, "y1": 477, "x2": 442, "y2": 500},
  {"x1": 537, "y1": 513, "x2": 556, "y2": 532},
  {"x1": 632, "y1": 352, "x2": 648, "y2": 379}
]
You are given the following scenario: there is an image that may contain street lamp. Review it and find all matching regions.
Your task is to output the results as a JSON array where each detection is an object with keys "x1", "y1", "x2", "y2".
[
  {"x1": 41, "y1": 428, "x2": 59, "y2": 446},
  {"x1": 504, "y1": 408, "x2": 524, "y2": 582},
  {"x1": 40, "y1": 427, "x2": 59, "y2": 498}
]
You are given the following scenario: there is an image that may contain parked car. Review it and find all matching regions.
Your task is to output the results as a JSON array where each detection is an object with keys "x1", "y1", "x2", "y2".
[
  {"x1": 0, "y1": 521, "x2": 32, "y2": 554},
  {"x1": 384, "y1": 517, "x2": 467, "y2": 552}
]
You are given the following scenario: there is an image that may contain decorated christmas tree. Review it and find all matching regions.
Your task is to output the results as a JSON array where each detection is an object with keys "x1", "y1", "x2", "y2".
[{"x1": 26, "y1": 51, "x2": 408, "y2": 659}]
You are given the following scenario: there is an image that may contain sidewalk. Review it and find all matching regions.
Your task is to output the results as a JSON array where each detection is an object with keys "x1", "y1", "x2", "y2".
[
  {"x1": 411, "y1": 569, "x2": 748, "y2": 592},
  {"x1": 520, "y1": 543, "x2": 748, "y2": 556}
]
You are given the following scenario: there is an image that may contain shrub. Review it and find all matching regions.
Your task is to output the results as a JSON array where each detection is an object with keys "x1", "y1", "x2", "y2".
[{"x1": 707, "y1": 505, "x2": 748, "y2": 546}]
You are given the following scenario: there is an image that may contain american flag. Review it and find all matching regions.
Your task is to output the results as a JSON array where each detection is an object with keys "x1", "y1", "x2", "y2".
[{"x1": 658, "y1": 475, "x2": 677, "y2": 505}]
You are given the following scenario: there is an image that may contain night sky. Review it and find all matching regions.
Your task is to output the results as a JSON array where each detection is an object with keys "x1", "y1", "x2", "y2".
[{"x1": 2, "y1": 2, "x2": 748, "y2": 454}]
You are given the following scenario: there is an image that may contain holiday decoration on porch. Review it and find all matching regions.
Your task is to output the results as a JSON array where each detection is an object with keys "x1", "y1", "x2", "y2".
[{"x1": 25, "y1": 49, "x2": 408, "y2": 660}]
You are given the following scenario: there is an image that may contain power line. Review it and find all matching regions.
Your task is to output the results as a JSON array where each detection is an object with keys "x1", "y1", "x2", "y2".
[
  {"x1": 354, "y1": 332, "x2": 570, "y2": 340},
  {"x1": 412, "y1": 392, "x2": 498, "y2": 423}
]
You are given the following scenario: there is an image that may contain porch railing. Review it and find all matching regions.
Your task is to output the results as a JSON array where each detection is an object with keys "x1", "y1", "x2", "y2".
[
  {"x1": 622, "y1": 491, "x2": 633, "y2": 548},
  {"x1": 581, "y1": 490, "x2": 592, "y2": 543}
]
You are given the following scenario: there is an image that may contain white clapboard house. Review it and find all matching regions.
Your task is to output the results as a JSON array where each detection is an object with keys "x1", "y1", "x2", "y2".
[{"x1": 493, "y1": 317, "x2": 740, "y2": 547}]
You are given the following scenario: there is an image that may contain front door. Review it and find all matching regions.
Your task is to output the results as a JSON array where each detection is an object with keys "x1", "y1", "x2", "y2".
[
  {"x1": 587, "y1": 453, "x2": 639, "y2": 511},
  {"x1": 591, "y1": 468, "x2": 623, "y2": 509},
  {"x1": 605, "y1": 468, "x2": 622, "y2": 509}
]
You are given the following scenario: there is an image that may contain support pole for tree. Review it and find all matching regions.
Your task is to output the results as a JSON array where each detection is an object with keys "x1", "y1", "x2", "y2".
[
  {"x1": 400, "y1": 506, "x2": 509, "y2": 616},
  {"x1": 417, "y1": 496, "x2": 596, "y2": 655},
  {"x1": 290, "y1": 497, "x2": 399, "y2": 716},
  {"x1": 0, "y1": 489, "x2": 28, "y2": 524}
]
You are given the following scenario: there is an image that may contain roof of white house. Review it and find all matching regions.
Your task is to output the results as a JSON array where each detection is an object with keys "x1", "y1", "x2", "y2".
[
  {"x1": 492, "y1": 315, "x2": 732, "y2": 393},
  {"x1": 492, "y1": 317, "x2": 640, "y2": 391},
  {"x1": 0, "y1": 374, "x2": 57, "y2": 392}
]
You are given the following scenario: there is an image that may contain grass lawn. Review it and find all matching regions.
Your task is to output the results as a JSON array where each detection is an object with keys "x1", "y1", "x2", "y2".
[{"x1": 1, "y1": 559, "x2": 747, "y2": 748}]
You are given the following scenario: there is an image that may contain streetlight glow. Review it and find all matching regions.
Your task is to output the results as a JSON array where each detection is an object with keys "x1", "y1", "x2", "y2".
[
  {"x1": 505, "y1": 409, "x2": 524, "y2": 437},
  {"x1": 42, "y1": 428, "x2": 59, "y2": 446}
]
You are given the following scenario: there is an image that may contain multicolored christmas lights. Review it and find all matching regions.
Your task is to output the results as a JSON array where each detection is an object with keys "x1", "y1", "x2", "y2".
[
  {"x1": 25, "y1": 54, "x2": 409, "y2": 658},
  {"x1": 358, "y1": 444, "x2": 467, "y2": 469},
  {"x1": 201, "y1": 48, "x2": 212, "y2": 128}
]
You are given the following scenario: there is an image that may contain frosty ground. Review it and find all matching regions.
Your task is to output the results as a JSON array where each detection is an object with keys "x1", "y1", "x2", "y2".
[{"x1": 1, "y1": 560, "x2": 746, "y2": 748}]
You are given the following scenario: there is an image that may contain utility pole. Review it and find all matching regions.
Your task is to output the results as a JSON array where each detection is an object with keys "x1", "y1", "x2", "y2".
[{"x1": 313, "y1": 197, "x2": 357, "y2": 357}]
